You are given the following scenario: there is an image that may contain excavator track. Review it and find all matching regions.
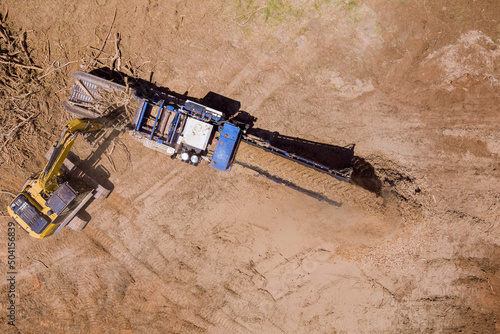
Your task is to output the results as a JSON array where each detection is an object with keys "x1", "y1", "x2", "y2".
[{"x1": 234, "y1": 140, "x2": 382, "y2": 211}]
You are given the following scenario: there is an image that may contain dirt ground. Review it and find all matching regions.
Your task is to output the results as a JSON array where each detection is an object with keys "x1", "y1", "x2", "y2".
[{"x1": 0, "y1": 0, "x2": 499, "y2": 333}]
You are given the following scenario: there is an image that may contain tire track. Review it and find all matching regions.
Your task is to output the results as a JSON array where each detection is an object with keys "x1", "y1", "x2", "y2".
[
  {"x1": 235, "y1": 141, "x2": 382, "y2": 211},
  {"x1": 222, "y1": 55, "x2": 289, "y2": 113},
  {"x1": 80, "y1": 222, "x2": 253, "y2": 333}
]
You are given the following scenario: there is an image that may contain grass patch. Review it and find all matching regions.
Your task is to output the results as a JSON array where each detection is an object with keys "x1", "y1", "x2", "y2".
[
  {"x1": 233, "y1": 0, "x2": 301, "y2": 24},
  {"x1": 344, "y1": 0, "x2": 359, "y2": 12},
  {"x1": 264, "y1": 0, "x2": 294, "y2": 22},
  {"x1": 454, "y1": 6, "x2": 470, "y2": 26}
]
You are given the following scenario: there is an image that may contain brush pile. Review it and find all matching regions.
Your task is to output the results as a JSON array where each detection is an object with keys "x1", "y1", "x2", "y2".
[
  {"x1": 86, "y1": 82, "x2": 138, "y2": 121},
  {"x1": 0, "y1": 13, "x2": 57, "y2": 170}
]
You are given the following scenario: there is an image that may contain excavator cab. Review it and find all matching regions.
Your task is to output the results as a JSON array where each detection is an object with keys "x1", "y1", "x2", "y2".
[{"x1": 9, "y1": 193, "x2": 51, "y2": 235}]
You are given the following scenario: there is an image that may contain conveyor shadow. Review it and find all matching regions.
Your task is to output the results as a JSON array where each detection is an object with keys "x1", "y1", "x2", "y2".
[{"x1": 244, "y1": 129, "x2": 382, "y2": 195}]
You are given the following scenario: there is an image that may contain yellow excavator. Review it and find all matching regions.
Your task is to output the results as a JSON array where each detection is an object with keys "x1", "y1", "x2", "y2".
[{"x1": 7, "y1": 119, "x2": 109, "y2": 239}]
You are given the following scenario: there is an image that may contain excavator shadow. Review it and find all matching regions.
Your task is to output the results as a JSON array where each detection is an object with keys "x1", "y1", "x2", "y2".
[
  {"x1": 87, "y1": 67, "x2": 382, "y2": 195},
  {"x1": 64, "y1": 129, "x2": 119, "y2": 226}
]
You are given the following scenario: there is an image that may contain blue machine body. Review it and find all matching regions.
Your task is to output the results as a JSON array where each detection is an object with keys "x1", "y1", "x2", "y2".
[
  {"x1": 130, "y1": 91, "x2": 241, "y2": 171},
  {"x1": 210, "y1": 123, "x2": 241, "y2": 171}
]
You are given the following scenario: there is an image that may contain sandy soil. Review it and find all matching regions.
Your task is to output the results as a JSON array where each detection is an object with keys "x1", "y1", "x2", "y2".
[{"x1": 0, "y1": 0, "x2": 499, "y2": 333}]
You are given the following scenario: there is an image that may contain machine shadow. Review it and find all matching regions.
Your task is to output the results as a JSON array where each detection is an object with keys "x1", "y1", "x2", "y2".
[
  {"x1": 65, "y1": 129, "x2": 119, "y2": 225},
  {"x1": 88, "y1": 67, "x2": 382, "y2": 195}
]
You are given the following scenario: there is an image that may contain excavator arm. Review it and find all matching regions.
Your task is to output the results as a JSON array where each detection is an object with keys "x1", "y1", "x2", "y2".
[
  {"x1": 7, "y1": 119, "x2": 103, "y2": 239},
  {"x1": 38, "y1": 119, "x2": 103, "y2": 194}
]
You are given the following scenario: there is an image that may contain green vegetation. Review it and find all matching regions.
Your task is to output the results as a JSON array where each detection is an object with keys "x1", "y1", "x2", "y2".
[
  {"x1": 233, "y1": 0, "x2": 301, "y2": 24},
  {"x1": 337, "y1": 0, "x2": 362, "y2": 23},
  {"x1": 454, "y1": 6, "x2": 470, "y2": 26},
  {"x1": 264, "y1": 0, "x2": 296, "y2": 21},
  {"x1": 314, "y1": 0, "x2": 332, "y2": 10},
  {"x1": 343, "y1": 1, "x2": 359, "y2": 12},
  {"x1": 233, "y1": 0, "x2": 366, "y2": 24}
]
